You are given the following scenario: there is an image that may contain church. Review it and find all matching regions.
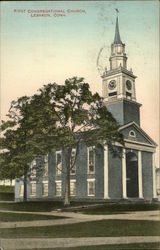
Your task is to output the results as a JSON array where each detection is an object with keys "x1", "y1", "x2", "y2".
[{"x1": 15, "y1": 17, "x2": 157, "y2": 202}]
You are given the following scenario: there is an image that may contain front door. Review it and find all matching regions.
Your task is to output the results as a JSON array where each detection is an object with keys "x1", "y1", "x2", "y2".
[{"x1": 126, "y1": 152, "x2": 138, "y2": 198}]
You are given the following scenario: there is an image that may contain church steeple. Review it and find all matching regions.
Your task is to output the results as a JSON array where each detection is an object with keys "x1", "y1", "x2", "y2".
[
  {"x1": 101, "y1": 14, "x2": 141, "y2": 126},
  {"x1": 114, "y1": 17, "x2": 122, "y2": 44},
  {"x1": 109, "y1": 17, "x2": 127, "y2": 70}
]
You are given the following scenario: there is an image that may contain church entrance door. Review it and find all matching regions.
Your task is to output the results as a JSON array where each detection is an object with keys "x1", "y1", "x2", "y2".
[{"x1": 126, "y1": 152, "x2": 138, "y2": 198}]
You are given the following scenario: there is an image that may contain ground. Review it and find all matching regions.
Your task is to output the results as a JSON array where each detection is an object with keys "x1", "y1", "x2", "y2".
[{"x1": 0, "y1": 186, "x2": 160, "y2": 249}]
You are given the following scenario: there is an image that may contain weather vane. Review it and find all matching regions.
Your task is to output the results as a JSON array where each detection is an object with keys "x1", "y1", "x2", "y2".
[{"x1": 115, "y1": 8, "x2": 119, "y2": 16}]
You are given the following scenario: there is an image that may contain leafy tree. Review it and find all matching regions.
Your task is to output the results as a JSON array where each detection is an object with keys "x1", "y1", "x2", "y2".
[
  {"x1": 0, "y1": 95, "x2": 57, "y2": 201},
  {"x1": 30, "y1": 77, "x2": 124, "y2": 205},
  {"x1": 0, "y1": 77, "x2": 124, "y2": 204}
]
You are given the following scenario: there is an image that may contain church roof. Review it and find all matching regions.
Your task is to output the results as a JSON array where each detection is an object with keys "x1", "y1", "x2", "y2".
[
  {"x1": 114, "y1": 17, "x2": 122, "y2": 44},
  {"x1": 119, "y1": 121, "x2": 157, "y2": 147}
]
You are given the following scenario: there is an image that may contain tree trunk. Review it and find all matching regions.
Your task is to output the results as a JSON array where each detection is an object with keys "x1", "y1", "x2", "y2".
[
  {"x1": 64, "y1": 164, "x2": 70, "y2": 206},
  {"x1": 23, "y1": 168, "x2": 28, "y2": 202},
  {"x1": 64, "y1": 147, "x2": 72, "y2": 206}
]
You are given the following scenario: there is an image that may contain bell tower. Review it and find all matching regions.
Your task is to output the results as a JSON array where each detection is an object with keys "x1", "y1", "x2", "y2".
[
  {"x1": 102, "y1": 15, "x2": 141, "y2": 125},
  {"x1": 110, "y1": 17, "x2": 127, "y2": 70}
]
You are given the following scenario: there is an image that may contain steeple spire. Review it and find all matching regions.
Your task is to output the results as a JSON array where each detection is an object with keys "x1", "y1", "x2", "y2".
[
  {"x1": 114, "y1": 17, "x2": 122, "y2": 44},
  {"x1": 109, "y1": 13, "x2": 127, "y2": 70}
]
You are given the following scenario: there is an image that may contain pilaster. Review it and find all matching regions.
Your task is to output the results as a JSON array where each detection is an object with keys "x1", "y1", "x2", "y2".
[
  {"x1": 152, "y1": 153, "x2": 157, "y2": 198},
  {"x1": 138, "y1": 150, "x2": 143, "y2": 198},
  {"x1": 104, "y1": 145, "x2": 109, "y2": 199},
  {"x1": 122, "y1": 148, "x2": 127, "y2": 198}
]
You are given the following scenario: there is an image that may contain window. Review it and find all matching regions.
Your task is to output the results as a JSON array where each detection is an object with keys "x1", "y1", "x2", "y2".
[
  {"x1": 109, "y1": 91, "x2": 117, "y2": 97},
  {"x1": 55, "y1": 181, "x2": 62, "y2": 197},
  {"x1": 88, "y1": 147, "x2": 95, "y2": 174},
  {"x1": 70, "y1": 149, "x2": 76, "y2": 175},
  {"x1": 87, "y1": 179, "x2": 95, "y2": 196},
  {"x1": 30, "y1": 160, "x2": 36, "y2": 178},
  {"x1": 70, "y1": 180, "x2": 76, "y2": 196},
  {"x1": 43, "y1": 155, "x2": 48, "y2": 177},
  {"x1": 19, "y1": 185, "x2": 24, "y2": 197},
  {"x1": 30, "y1": 182, "x2": 36, "y2": 196},
  {"x1": 129, "y1": 130, "x2": 136, "y2": 138},
  {"x1": 56, "y1": 151, "x2": 62, "y2": 176},
  {"x1": 42, "y1": 182, "x2": 48, "y2": 196}
]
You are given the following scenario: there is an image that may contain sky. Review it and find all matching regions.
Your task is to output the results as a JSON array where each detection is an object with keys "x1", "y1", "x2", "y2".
[{"x1": 0, "y1": 0, "x2": 159, "y2": 165}]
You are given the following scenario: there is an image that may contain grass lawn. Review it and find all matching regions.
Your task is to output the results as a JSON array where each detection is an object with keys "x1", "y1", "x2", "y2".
[
  {"x1": 82, "y1": 203, "x2": 160, "y2": 215},
  {"x1": 0, "y1": 185, "x2": 14, "y2": 193},
  {"x1": 0, "y1": 201, "x2": 159, "y2": 213},
  {"x1": 0, "y1": 201, "x2": 64, "y2": 212},
  {"x1": 20, "y1": 242, "x2": 160, "y2": 250},
  {"x1": 0, "y1": 211, "x2": 65, "y2": 222},
  {"x1": 0, "y1": 185, "x2": 14, "y2": 201},
  {"x1": 0, "y1": 219, "x2": 160, "y2": 238}
]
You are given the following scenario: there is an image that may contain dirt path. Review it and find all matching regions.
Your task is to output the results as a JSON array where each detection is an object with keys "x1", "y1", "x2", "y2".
[
  {"x1": 1, "y1": 236, "x2": 160, "y2": 250},
  {"x1": 0, "y1": 210, "x2": 159, "y2": 229}
]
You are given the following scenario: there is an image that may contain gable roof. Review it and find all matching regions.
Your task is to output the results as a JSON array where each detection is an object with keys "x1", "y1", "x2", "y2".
[{"x1": 119, "y1": 121, "x2": 157, "y2": 147}]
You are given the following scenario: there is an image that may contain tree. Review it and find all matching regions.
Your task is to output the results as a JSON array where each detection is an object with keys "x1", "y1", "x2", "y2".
[
  {"x1": 0, "y1": 95, "x2": 58, "y2": 201},
  {"x1": 29, "y1": 77, "x2": 124, "y2": 205},
  {"x1": 0, "y1": 77, "x2": 124, "y2": 204}
]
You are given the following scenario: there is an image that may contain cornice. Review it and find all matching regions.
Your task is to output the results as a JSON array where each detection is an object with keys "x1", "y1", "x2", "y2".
[
  {"x1": 104, "y1": 98, "x2": 142, "y2": 107},
  {"x1": 119, "y1": 121, "x2": 157, "y2": 147},
  {"x1": 102, "y1": 67, "x2": 137, "y2": 79}
]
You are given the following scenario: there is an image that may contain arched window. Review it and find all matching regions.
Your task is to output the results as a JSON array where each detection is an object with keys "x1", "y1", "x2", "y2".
[{"x1": 129, "y1": 130, "x2": 136, "y2": 138}]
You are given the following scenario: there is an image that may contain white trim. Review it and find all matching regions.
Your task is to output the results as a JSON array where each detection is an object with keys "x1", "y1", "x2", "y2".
[
  {"x1": 112, "y1": 141, "x2": 156, "y2": 151},
  {"x1": 43, "y1": 154, "x2": 48, "y2": 177},
  {"x1": 55, "y1": 180, "x2": 62, "y2": 197},
  {"x1": 70, "y1": 148, "x2": 76, "y2": 175},
  {"x1": 104, "y1": 145, "x2": 109, "y2": 199},
  {"x1": 42, "y1": 180, "x2": 48, "y2": 184},
  {"x1": 55, "y1": 180, "x2": 62, "y2": 183},
  {"x1": 56, "y1": 151, "x2": 62, "y2": 176},
  {"x1": 42, "y1": 182, "x2": 48, "y2": 197},
  {"x1": 70, "y1": 179, "x2": 76, "y2": 182},
  {"x1": 119, "y1": 121, "x2": 157, "y2": 146},
  {"x1": 87, "y1": 178, "x2": 95, "y2": 182},
  {"x1": 87, "y1": 146, "x2": 95, "y2": 174},
  {"x1": 152, "y1": 153, "x2": 157, "y2": 199},
  {"x1": 124, "y1": 141, "x2": 156, "y2": 153},
  {"x1": 125, "y1": 139, "x2": 156, "y2": 148},
  {"x1": 129, "y1": 130, "x2": 136, "y2": 138},
  {"x1": 138, "y1": 151, "x2": 143, "y2": 198},
  {"x1": 56, "y1": 150, "x2": 62, "y2": 154},
  {"x1": 87, "y1": 179, "x2": 95, "y2": 197},
  {"x1": 30, "y1": 160, "x2": 37, "y2": 178},
  {"x1": 19, "y1": 185, "x2": 24, "y2": 197},
  {"x1": 30, "y1": 182, "x2": 36, "y2": 197},
  {"x1": 44, "y1": 154, "x2": 48, "y2": 162},
  {"x1": 122, "y1": 148, "x2": 127, "y2": 199},
  {"x1": 119, "y1": 121, "x2": 139, "y2": 130},
  {"x1": 31, "y1": 160, "x2": 36, "y2": 166},
  {"x1": 70, "y1": 180, "x2": 76, "y2": 196}
]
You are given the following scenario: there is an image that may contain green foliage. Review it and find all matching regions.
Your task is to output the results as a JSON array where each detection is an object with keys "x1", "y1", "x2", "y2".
[
  {"x1": 0, "y1": 185, "x2": 14, "y2": 193},
  {"x1": 0, "y1": 77, "x2": 124, "y2": 202},
  {"x1": 0, "y1": 186, "x2": 14, "y2": 201},
  {"x1": 0, "y1": 193, "x2": 14, "y2": 201}
]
